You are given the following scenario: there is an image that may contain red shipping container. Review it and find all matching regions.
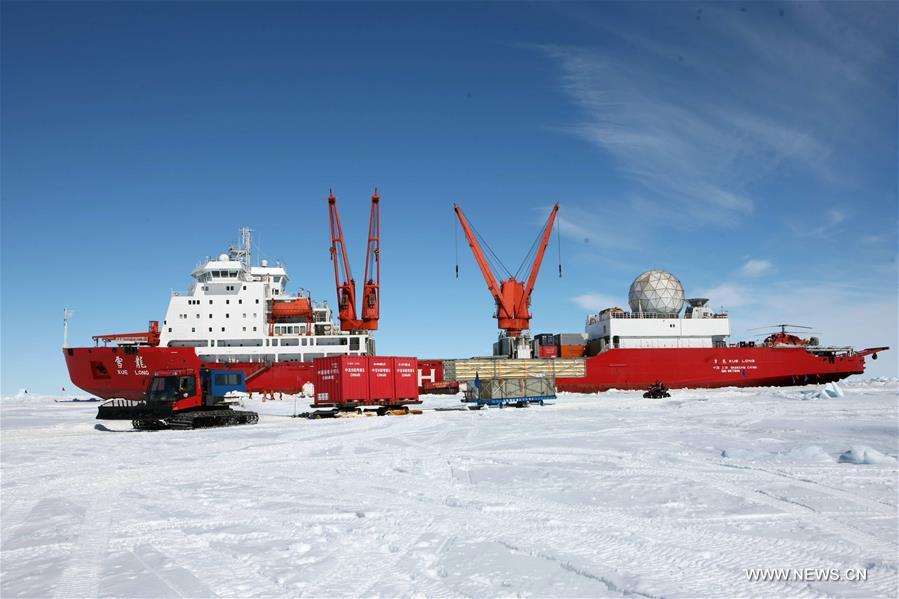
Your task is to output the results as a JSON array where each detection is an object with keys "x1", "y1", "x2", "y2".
[
  {"x1": 539, "y1": 345, "x2": 558, "y2": 358},
  {"x1": 416, "y1": 358, "x2": 458, "y2": 394},
  {"x1": 393, "y1": 357, "x2": 420, "y2": 401},
  {"x1": 368, "y1": 356, "x2": 396, "y2": 402},
  {"x1": 313, "y1": 355, "x2": 369, "y2": 406}
]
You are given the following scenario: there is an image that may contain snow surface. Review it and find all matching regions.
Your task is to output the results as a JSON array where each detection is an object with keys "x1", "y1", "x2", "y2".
[{"x1": 2, "y1": 381, "x2": 897, "y2": 598}]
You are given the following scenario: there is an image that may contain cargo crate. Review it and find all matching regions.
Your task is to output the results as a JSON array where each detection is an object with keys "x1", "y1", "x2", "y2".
[
  {"x1": 313, "y1": 355, "x2": 369, "y2": 406},
  {"x1": 477, "y1": 377, "x2": 555, "y2": 400},
  {"x1": 559, "y1": 344, "x2": 586, "y2": 358},
  {"x1": 538, "y1": 345, "x2": 558, "y2": 358},
  {"x1": 554, "y1": 332, "x2": 587, "y2": 346},
  {"x1": 444, "y1": 357, "x2": 586, "y2": 381},
  {"x1": 417, "y1": 359, "x2": 458, "y2": 394},
  {"x1": 534, "y1": 333, "x2": 555, "y2": 345},
  {"x1": 392, "y1": 357, "x2": 420, "y2": 401},
  {"x1": 368, "y1": 356, "x2": 395, "y2": 402}
]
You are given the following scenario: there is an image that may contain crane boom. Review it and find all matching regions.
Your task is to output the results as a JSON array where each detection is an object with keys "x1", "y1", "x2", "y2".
[
  {"x1": 454, "y1": 203, "x2": 559, "y2": 337},
  {"x1": 328, "y1": 191, "x2": 362, "y2": 331},
  {"x1": 453, "y1": 205, "x2": 514, "y2": 317},
  {"x1": 518, "y1": 203, "x2": 559, "y2": 315},
  {"x1": 361, "y1": 190, "x2": 380, "y2": 330}
]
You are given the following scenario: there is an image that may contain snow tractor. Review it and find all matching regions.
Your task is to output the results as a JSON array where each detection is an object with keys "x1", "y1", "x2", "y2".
[{"x1": 96, "y1": 368, "x2": 259, "y2": 430}]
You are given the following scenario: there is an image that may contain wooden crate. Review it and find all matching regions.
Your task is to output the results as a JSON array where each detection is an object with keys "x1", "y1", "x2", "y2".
[{"x1": 444, "y1": 357, "x2": 585, "y2": 381}]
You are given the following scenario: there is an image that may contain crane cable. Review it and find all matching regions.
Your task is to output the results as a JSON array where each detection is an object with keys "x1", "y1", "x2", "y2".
[
  {"x1": 454, "y1": 208, "x2": 509, "y2": 281},
  {"x1": 513, "y1": 209, "x2": 556, "y2": 281},
  {"x1": 468, "y1": 218, "x2": 512, "y2": 280},
  {"x1": 556, "y1": 210, "x2": 562, "y2": 277},
  {"x1": 454, "y1": 212, "x2": 459, "y2": 278}
]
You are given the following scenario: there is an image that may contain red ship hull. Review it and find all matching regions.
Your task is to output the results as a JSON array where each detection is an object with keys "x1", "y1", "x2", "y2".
[
  {"x1": 63, "y1": 347, "x2": 317, "y2": 400},
  {"x1": 556, "y1": 346, "x2": 867, "y2": 392},
  {"x1": 64, "y1": 344, "x2": 871, "y2": 400}
]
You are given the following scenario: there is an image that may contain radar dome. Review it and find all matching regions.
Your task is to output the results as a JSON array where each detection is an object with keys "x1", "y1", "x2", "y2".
[
  {"x1": 628, "y1": 270, "x2": 685, "y2": 315},
  {"x1": 218, "y1": 253, "x2": 229, "y2": 261}
]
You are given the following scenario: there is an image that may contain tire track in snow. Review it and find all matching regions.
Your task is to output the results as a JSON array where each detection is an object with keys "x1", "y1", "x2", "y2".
[
  {"x1": 364, "y1": 448, "x2": 895, "y2": 598},
  {"x1": 52, "y1": 491, "x2": 114, "y2": 599}
]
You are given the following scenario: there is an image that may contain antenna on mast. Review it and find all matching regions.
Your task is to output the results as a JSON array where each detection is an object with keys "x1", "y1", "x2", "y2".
[
  {"x1": 229, "y1": 227, "x2": 253, "y2": 268},
  {"x1": 63, "y1": 307, "x2": 74, "y2": 348}
]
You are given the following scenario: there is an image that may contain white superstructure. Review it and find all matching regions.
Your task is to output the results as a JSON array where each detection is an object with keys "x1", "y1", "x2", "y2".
[
  {"x1": 159, "y1": 228, "x2": 370, "y2": 364},
  {"x1": 585, "y1": 298, "x2": 730, "y2": 351}
]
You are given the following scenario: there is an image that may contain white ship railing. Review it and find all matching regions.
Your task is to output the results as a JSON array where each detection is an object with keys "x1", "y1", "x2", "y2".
[{"x1": 607, "y1": 312, "x2": 729, "y2": 320}]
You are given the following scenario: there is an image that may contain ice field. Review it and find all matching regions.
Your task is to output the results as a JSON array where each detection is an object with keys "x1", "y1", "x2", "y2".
[{"x1": 2, "y1": 380, "x2": 897, "y2": 598}]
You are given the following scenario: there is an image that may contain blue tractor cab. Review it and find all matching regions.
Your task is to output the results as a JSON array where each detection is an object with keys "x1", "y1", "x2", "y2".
[{"x1": 202, "y1": 369, "x2": 247, "y2": 403}]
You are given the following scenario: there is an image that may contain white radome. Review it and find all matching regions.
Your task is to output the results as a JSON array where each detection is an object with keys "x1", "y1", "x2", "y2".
[{"x1": 628, "y1": 270, "x2": 685, "y2": 315}]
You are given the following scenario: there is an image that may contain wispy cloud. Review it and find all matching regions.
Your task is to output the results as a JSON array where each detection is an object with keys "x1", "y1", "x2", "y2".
[
  {"x1": 571, "y1": 292, "x2": 624, "y2": 312},
  {"x1": 538, "y1": 3, "x2": 893, "y2": 227},
  {"x1": 789, "y1": 207, "x2": 849, "y2": 238},
  {"x1": 695, "y1": 282, "x2": 756, "y2": 309},
  {"x1": 740, "y1": 258, "x2": 774, "y2": 277}
]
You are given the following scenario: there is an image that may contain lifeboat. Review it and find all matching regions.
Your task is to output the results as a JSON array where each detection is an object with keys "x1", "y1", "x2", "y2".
[{"x1": 271, "y1": 298, "x2": 313, "y2": 320}]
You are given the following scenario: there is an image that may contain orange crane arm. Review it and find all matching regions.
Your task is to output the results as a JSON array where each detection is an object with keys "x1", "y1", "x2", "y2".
[
  {"x1": 328, "y1": 191, "x2": 360, "y2": 330},
  {"x1": 518, "y1": 203, "x2": 559, "y2": 314},
  {"x1": 361, "y1": 189, "x2": 380, "y2": 329},
  {"x1": 453, "y1": 204, "x2": 515, "y2": 317}
]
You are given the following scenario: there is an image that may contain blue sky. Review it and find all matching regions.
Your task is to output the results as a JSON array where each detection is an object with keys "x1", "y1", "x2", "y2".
[{"x1": 2, "y1": 1, "x2": 896, "y2": 394}]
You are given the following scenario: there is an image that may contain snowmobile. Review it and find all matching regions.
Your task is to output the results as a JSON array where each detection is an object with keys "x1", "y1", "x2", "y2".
[{"x1": 643, "y1": 381, "x2": 671, "y2": 399}]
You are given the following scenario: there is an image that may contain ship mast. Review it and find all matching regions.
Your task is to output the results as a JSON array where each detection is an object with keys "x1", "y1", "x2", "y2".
[
  {"x1": 229, "y1": 227, "x2": 253, "y2": 269},
  {"x1": 63, "y1": 307, "x2": 74, "y2": 348}
]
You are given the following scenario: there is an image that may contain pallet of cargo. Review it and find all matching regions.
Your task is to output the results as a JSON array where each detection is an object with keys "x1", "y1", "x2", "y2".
[
  {"x1": 460, "y1": 376, "x2": 556, "y2": 409},
  {"x1": 444, "y1": 357, "x2": 585, "y2": 381}
]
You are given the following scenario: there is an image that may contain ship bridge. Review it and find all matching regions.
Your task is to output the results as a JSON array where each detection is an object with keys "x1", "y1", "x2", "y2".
[{"x1": 158, "y1": 228, "x2": 369, "y2": 365}]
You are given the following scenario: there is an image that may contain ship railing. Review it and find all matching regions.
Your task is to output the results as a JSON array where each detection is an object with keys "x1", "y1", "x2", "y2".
[
  {"x1": 606, "y1": 312, "x2": 729, "y2": 320},
  {"x1": 804, "y1": 346, "x2": 854, "y2": 354}
]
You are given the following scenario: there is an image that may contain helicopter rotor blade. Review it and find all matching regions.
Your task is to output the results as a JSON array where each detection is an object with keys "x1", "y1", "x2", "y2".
[{"x1": 748, "y1": 323, "x2": 813, "y2": 331}]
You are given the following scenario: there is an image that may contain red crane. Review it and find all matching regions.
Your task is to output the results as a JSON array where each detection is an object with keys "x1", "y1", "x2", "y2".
[
  {"x1": 454, "y1": 203, "x2": 559, "y2": 337},
  {"x1": 328, "y1": 190, "x2": 381, "y2": 332}
]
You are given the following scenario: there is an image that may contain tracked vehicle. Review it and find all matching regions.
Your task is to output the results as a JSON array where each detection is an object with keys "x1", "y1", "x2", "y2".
[{"x1": 97, "y1": 368, "x2": 258, "y2": 430}]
